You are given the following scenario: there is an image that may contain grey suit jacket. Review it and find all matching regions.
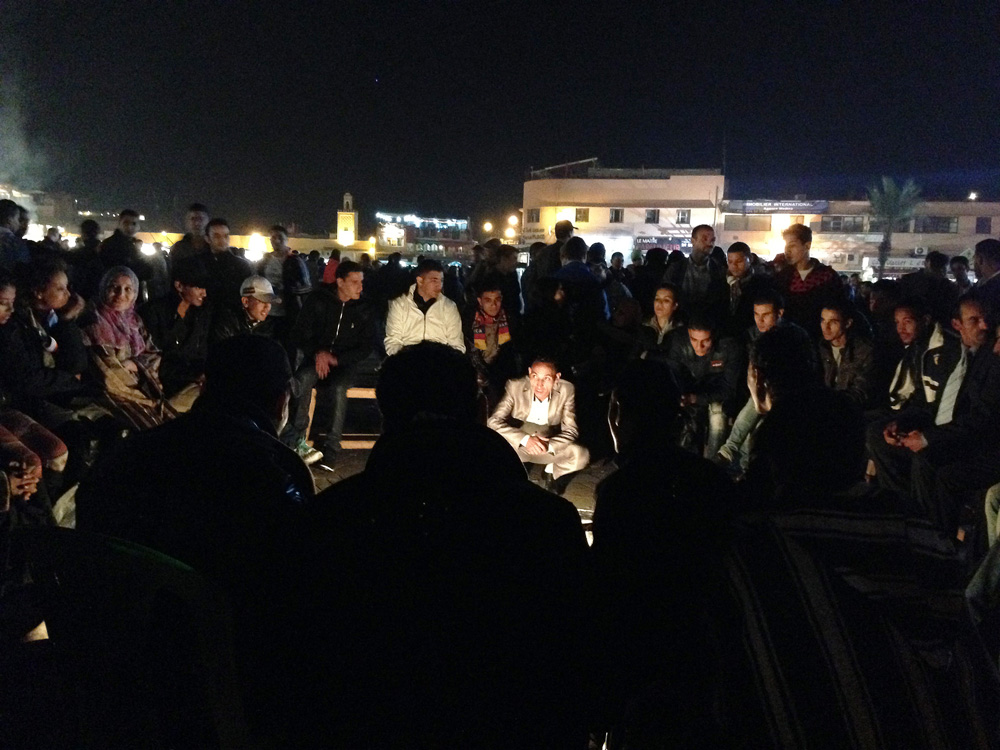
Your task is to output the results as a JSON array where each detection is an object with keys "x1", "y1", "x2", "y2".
[{"x1": 488, "y1": 377, "x2": 579, "y2": 451}]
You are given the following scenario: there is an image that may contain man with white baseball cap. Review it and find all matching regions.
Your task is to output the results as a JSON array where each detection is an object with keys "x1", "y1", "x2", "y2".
[{"x1": 209, "y1": 274, "x2": 279, "y2": 346}]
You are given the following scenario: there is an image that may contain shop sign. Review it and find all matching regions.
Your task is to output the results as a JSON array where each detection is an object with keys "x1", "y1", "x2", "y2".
[
  {"x1": 634, "y1": 235, "x2": 692, "y2": 252},
  {"x1": 726, "y1": 199, "x2": 829, "y2": 214}
]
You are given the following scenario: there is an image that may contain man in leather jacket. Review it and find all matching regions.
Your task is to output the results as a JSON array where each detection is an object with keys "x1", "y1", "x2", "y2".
[{"x1": 280, "y1": 260, "x2": 374, "y2": 469}]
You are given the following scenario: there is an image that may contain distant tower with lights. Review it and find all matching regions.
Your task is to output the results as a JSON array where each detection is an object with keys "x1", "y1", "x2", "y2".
[{"x1": 336, "y1": 193, "x2": 357, "y2": 246}]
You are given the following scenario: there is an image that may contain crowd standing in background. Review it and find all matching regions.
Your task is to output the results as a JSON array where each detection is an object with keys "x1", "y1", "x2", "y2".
[{"x1": 2, "y1": 195, "x2": 1000, "y2": 747}]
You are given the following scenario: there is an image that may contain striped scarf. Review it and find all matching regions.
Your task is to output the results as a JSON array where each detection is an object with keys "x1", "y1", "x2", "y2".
[{"x1": 472, "y1": 307, "x2": 510, "y2": 353}]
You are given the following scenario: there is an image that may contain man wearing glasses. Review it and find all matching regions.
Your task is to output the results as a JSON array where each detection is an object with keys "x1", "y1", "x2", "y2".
[{"x1": 488, "y1": 356, "x2": 589, "y2": 495}]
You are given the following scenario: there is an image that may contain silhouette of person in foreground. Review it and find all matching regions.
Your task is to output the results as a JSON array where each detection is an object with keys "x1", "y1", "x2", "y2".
[
  {"x1": 592, "y1": 359, "x2": 733, "y2": 747},
  {"x1": 77, "y1": 335, "x2": 313, "y2": 739},
  {"x1": 301, "y1": 342, "x2": 589, "y2": 748},
  {"x1": 721, "y1": 337, "x2": 1000, "y2": 747}
]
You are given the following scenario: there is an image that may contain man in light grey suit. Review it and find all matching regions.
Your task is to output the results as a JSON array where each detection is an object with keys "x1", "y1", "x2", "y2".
[{"x1": 488, "y1": 356, "x2": 590, "y2": 495}]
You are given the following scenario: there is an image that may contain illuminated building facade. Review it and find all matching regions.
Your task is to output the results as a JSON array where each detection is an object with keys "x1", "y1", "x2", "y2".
[
  {"x1": 374, "y1": 212, "x2": 474, "y2": 258},
  {"x1": 520, "y1": 159, "x2": 725, "y2": 259},
  {"x1": 718, "y1": 198, "x2": 1000, "y2": 276}
]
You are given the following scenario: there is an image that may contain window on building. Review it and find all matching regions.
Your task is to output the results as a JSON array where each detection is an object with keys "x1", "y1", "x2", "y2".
[
  {"x1": 526, "y1": 208, "x2": 540, "y2": 223},
  {"x1": 820, "y1": 215, "x2": 865, "y2": 233},
  {"x1": 676, "y1": 209, "x2": 691, "y2": 225},
  {"x1": 869, "y1": 217, "x2": 911, "y2": 233},
  {"x1": 723, "y1": 215, "x2": 772, "y2": 231},
  {"x1": 914, "y1": 216, "x2": 958, "y2": 234},
  {"x1": 609, "y1": 208, "x2": 624, "y2": 223},
  {"x1": 645, "y1": 209, "x2": 660, "y2": 224},
  {"x1": 976, "y1": 217, "x2": 992, "y2": 235},
  {"x1": 575, "y1": 208, "x2": 590, "y2": 223}
]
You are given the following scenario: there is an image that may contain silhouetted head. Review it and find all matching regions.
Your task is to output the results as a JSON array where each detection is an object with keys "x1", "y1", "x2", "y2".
[
  {"x1": 80, "y1": 218, "x2": 101, "y2": 239},
  {"x1": 554, "y1": 219, "x2": 575, "y2": 241},
  {"x1": 202, "y1": 335, "x2": 293, "y2": 431},
  {"x1": 644, "y1": 247, "x2": 668, "y2": 267},
  {"x1": 377, "y1": 342, "x2": 478, "y2": 434},
  {"x1": 563, "y1": 236, "x2": 588, "y2": 262},
  {"x1": 975, "y1": 238, "x2": 1000, "y2": 279},
  {"x1": 748, "y1": 323, "x2": 821, "y2": 413},
  {"x1": 751, "y1": 388, "x2": 865, "y2": 495},
  {"x1": 609, "y1": 359, "x2": 682, "y2": 457},
  {"x1": 0, "y1": 200, "x2": 19, "y2": 231}
]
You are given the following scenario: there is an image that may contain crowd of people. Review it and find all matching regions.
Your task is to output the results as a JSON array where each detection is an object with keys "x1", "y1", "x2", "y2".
[{"x1": 2, "y1": 196, "x2": 1000, "y2": 746}]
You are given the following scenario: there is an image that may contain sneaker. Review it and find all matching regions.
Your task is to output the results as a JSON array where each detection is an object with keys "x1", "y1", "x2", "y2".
[{"x1": 296, "y1": 439, "x2": 324, "y2": 466}]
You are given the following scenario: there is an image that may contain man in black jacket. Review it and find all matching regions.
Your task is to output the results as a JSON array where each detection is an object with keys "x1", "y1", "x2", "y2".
[
  {"x1": 280, "y1": 260, "x2": 374, "y2": 468},
  {"x1": 209, "y1": 275, "x2": 277, "y2": 345},
  {"x1": 97, "y1": 210, "x2": 151, "y2": 283},
  {"x1": 181, "y1": 217, "x2": 253, "y2": 314},
  {"x1": 138, "y1": 262, "x2": 212, "y2": 411},
  {"x1": 722, "y1": 241, "x2": 772, "y2": 337},
  {"x1": 167, "y1": 203, "x2": 211, "y2": 264}
]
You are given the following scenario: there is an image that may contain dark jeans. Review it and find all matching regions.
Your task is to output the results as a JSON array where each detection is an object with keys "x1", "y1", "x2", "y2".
[
  {"x1": 281, "y1": 363, "x2": 355, "y2": 459},
  {"x1": 868, "y1": 416, "x2": 1000, "y2": 533}
]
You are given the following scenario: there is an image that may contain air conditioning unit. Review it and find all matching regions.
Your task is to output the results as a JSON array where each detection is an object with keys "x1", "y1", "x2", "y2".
[{"x1": 912, "y1": 247, "x2": 928, "y2": 257}]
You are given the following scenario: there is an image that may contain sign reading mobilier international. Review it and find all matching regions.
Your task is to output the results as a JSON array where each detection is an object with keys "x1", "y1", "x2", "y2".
[{"x1": 725, "y1": 199, "x2": 830, "y2": 214}]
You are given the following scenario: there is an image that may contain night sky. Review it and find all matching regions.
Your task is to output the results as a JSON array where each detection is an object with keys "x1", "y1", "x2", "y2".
[{"x1": 2, "y1": 1, "x2": 998, "y2": 234}]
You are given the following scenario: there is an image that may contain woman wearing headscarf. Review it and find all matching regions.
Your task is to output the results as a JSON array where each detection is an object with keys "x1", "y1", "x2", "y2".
[{"x1": 81, "y1": 266, "x2": 176, "y2": 429}]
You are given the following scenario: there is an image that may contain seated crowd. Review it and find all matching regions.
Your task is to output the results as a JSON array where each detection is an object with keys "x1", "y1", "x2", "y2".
[{"x1": 2, "y1": 197, "x2": 1000, "y2": 747}]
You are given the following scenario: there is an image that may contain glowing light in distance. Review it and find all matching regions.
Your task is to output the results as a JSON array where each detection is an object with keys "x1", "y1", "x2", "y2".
[
  {"x1": 246, "y1": 232, "x2": 267, "y2": 263},
  {"x1": 382, "y1": 224, "x2": 405, "y2": 241},
  {"x1": 374, "y1": 211, "x2": 468, "y2": 229},
  {"x1": 969, "y1": 192, "x2": 979, "y2": 201},
  {"x1": 140, "y1": 243, "x2": 156, "y2": 256},
  {"x1": 508, "y1": 215, "x2": 518, "y2": 226},
  {"x1": 483, "y1": 222, "x2": 493, "y2": 232},
  {"x1": 504, "y1": 227, "x2": 516, "y2": 239}
]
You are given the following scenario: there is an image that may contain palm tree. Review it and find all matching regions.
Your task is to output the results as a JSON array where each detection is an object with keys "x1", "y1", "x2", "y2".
[{"x1": 867, "y1": 177, "x2": 921, "y2": 279}]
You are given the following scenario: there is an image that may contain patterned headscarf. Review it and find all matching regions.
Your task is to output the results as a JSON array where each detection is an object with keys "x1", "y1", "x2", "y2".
[{"x1": 90, "y1": 266, "x2": 148, "y2": 355}]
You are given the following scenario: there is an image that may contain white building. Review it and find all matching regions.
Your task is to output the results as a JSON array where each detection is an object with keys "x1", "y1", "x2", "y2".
[
  {"x1": 718, "y1": 198, "x2": 1000, "y2": 276},
  {"x1": 520, "y1": 159, "x2": 725, "y2": 259}
]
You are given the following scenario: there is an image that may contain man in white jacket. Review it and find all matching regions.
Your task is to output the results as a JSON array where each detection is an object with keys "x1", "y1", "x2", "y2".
[{"x1": 385, "y1": 259, "x2": 465, "y2": 355}]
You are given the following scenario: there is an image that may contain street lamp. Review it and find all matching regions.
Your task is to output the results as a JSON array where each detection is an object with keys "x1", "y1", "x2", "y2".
[
  {"x1": 504, "y1": 227, "x2": 516, "y2": 239},
  {"x1": 508, "y1": 214, "x2": 518, "y2": 226},
  {"x1": 969, "y1": 192, "x2": 979, "y2": 201},
  {"x1": 483, "y1": 221, "x2": 493, "y2": 233}
]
